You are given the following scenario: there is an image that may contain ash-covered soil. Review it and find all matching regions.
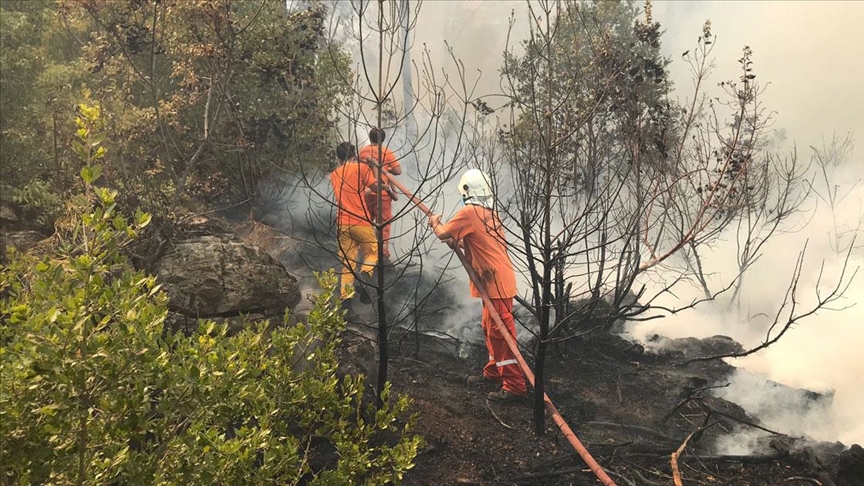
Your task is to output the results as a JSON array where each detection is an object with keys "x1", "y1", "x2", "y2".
[
  {"x1": 339, "y1": 324, "x2": 864, "y2": 486},
  {"x1": 229, "y1": 217, "x2": 863, "y2": 485}
]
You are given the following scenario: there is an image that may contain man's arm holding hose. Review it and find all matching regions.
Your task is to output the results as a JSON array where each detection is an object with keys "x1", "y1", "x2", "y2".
[
  {"x1": 363, "y1": 156, "x2": 399, "y2": 201},
  {"x1": 429, "y1": 214, "x2": 463, "y2": 249}
]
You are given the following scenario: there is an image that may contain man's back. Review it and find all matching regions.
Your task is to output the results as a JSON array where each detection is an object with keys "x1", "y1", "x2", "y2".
[
  {"x1": 441, "y1": 205, "x2": 517, "y2": 300},
  {"x1": 330, "y1": 160, "x2": 374, "y2": 227},
  {"x1": 359, "y1": 144, "x2": 400, "y2": 174}
]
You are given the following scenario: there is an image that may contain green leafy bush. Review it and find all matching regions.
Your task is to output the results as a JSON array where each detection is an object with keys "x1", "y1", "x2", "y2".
[
  {"x1": 0, "y1": 104, "x2": 421, "y2": 485},
  {"x1": 9, "y1": 179, "x2": 64, "y2": 229}
]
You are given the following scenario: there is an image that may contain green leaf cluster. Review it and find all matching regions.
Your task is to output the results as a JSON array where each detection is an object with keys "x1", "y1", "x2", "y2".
[
  {"x1": 8, "y1": 180, "x2": 64, "y2": 230},
  {"x1": 0, "y1": 113, "x2": 421, "y2": 484},
  {"x1": 0, "y1": 0, "x2": 352, "y2": 220},
  {"x1": 502, "y1": 0, "x2": 676, "y2": 189},
  {"x1": 0, "y1": 1, "x2": 91, "y2": 202}
]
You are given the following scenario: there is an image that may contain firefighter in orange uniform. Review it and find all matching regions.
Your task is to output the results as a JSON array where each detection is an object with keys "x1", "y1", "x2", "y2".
[
  {"x1": 330, "y1": 142, "x2": 381, "y2": 305},
  {"x1": 359, "y1": 128, "x2": 401, "y2": 261},
  {"x1": 429, "y1": 169, "x2": 528, "y2": 402}
]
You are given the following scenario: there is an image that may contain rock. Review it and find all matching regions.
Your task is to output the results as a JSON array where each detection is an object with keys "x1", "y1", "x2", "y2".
[
  {"x1": 834, "y1": 444, "x2": 864, "y2": 486},
  {"x1": 235, "y1": 221, "x2": 299, "y2": 262},
  {"x1": 234, "y1": 221, "x2": 325, "y2": 326},
  {"x1": 153, "y1": 234, "x2": 300, "y2": 318},
  {"x1": 0, "y1": 230, "x2": 46, "y2": 257},
  {"x1": 1, "y1": 204, "x2": 18, "y2": 224},
  {"x1": 175, "y1": 215, "x2": 235, "y2": 238}
]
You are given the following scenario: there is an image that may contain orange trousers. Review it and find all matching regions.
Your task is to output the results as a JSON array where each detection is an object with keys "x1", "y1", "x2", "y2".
[
  {"x1": 482, "y1": 298, "x2": 528, "y2": 396},
  {"x1": 365, "y1": 194, "x2": 392, "y2": 259}
]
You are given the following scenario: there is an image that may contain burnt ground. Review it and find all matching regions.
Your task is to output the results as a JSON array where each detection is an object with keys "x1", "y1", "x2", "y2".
[
  {"x1": 339, "y1": 325, "x2": 864, "y2": 486},
  {"x1": 224, "y1": 217, "x2": 863, "y2": 485}
]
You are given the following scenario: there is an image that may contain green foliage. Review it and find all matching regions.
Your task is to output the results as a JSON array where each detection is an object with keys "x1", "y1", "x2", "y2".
[
  {"x1": 502, "y1": 0, "x2": 675, "y2": 190},
  {"x1": 0, "y1": 106, "x2": 421, "y2": 485},
  {"x1": 0, "y1": 0, "x2": 90, "y2": 195},
  {"x1": 64, "y1": 0, "x2": 351, "y2": 213},
  {"x1": 1, "y1": 0, "x2": 351, "y2": 218},
  {"x1": 9, "y1": 180, "x2": 64, "y2": 229}
]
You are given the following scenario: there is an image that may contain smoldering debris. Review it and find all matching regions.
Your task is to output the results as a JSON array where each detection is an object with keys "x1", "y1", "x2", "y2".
[
  {"x1": 641, "y1": 334, "x2": 745, "y2": 361},
  {"x1": 712, "y1": 368, "x2": 837, "y2": 451}
]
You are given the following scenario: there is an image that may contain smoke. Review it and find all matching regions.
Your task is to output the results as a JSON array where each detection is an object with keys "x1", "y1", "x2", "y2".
[
  {"x1": 626, "y1": 181, "x2": 864, "y2": 446},
  {"x1": 272, "y1": 41, "x2": 482, "y2": 347},
  {"x1": 624, "y1": 2, "x2": 864, "y2": 447},
  {"x1": 711, "y1": 368, "x2": 835, "y2": 455},
  {"x1": 291, "y1": 1, "x2": 864, "y2": 445},
  {"x1": 409, "y1": 0, "x2": 864, "y2": 446}
]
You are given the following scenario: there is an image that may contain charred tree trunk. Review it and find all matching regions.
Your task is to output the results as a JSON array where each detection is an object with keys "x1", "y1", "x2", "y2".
[
  {"x1": 534, "y1": 4, "x2": 555, "y2": 436},
  {"x1": 374, "y1": 0, "x2": 388, "y2": 410},
  {"x1": 534, "y1": 252, "x2": 552, "y2": 435},
  {"x1": 554, "y1": 243, "x2": 566, "y2": 332}
]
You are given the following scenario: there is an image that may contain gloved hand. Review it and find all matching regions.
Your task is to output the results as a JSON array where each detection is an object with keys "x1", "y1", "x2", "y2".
[
  {"x1": 385, "y1": 184, "x2": 399, "y2": 201},
  {"x1": 429, "y1": 214, "x2": 441, "y2": 228}
]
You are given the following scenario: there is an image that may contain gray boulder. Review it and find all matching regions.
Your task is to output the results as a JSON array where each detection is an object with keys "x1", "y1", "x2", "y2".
[
  {"x1": 0, "y1": 230, "x2": 46, "y2": 259},
  {"x1": 1, "y1": 204, "x2": 18, "y2": 225},
  {"x1": 153, "y1": 234, "x2": 300, "y2": 318}
]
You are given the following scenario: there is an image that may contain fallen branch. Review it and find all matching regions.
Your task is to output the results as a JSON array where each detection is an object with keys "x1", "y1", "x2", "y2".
[
  {"x1": 606, "y1": 470, "x2": 637, "y2": 486},
  {"x1": 630, "y1": 469, "x2": 668, "y2": 486},
  {"x1": 624, "y1": 452, "x2": 787, "y2": 464},
  {"x1": 697, "y1": 452, "x2": 787, "y2": 463},
  {"x1": 671, "y1": 431, "x2": 695, "y2": 486},
  {"x1": 660, "y1": 383, "x2": 730, "y2": 423},
  {"x1": 586, "y1": 421, "x2": 679, "y2": 444},
  {"x1": 486, "y1": 398, "x2": 516, "y2": 430},
  {"x1": 512, "y1": 466, "x2": 585, "y2": 484},
  {"x1": 784, "y1": 477, "x2": 822, "y2": 485},
  {"x1": 701, "y1": 405, "x2": 791, "y2": 437}
]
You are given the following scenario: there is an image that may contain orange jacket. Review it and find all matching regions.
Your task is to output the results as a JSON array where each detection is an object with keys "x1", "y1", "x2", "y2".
[
  {"x1": 330, "y1": 159, "x2": 376, "y2": 227},
  {"x1": 441, "y1": 205, "x2": 517, "y2": 299}
]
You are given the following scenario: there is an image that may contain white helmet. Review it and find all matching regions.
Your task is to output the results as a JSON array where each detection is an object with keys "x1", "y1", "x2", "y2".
[{"x1": 458, "y1": 169, "x2": 494, "y2": 208}]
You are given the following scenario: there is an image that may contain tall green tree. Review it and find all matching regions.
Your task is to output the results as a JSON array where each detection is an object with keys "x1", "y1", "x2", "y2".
[
  {"x1": 498, "y1": 0, "x2": 673, "y2": 434},
  {"x1": 1, "y1": 0, "x2": 351, "y2": 221},
  {"x1": 0, "y1": 0, "x2": 89, "y2": 211}
]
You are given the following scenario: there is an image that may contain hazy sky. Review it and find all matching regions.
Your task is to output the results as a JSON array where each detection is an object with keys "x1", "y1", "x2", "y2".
[{"x1": 412, "y1": 0, "x2": 864, "y2": 155}]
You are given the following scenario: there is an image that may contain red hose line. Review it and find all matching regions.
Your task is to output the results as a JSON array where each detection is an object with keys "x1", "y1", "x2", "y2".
[{"x1": 385, "y1": 177, "x2": 616, "y2": 486}]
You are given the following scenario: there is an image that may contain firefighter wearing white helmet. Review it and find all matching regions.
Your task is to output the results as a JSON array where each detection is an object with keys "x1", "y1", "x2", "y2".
[
  {"x1": 429, "y1": 169, "x2": 527, "y2": 403},
  {"x1": 459, "y1": 168, "x2": 494, "y2": 208}
]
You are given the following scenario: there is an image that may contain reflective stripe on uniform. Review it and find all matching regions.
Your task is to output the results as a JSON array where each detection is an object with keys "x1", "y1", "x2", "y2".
[{"x1": 495, "y1": 359, "x2": 518, "y2": 367}]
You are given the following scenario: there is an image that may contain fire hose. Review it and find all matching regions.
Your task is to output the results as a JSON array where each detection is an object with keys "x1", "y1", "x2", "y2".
[{"x1": 385, "y1": 176, "x2": 616, "y2": 486}]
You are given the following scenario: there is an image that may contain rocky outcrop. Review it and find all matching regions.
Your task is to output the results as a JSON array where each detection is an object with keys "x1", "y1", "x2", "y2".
[
  {"x1": 0, "y1": 230, "x2": 46, "y2": 260},
  {"x1": 1, "y1": 204, "x2": 18, "y2": 226},
  {"x1": 834, "y1": 443, "x2": 864, "y2": 485},
  {"x1": 235, "y1": 221, "x2": 325, "y2": 326},
  {"x1": 0, "y1": 230, "x2": 45, "y2": 251},
  {"x1": 153, "y1": 234, "x2": 300, "y2": 319}
]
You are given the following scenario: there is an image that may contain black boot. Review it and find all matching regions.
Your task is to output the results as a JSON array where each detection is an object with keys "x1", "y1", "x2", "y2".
[
  {"x1": 355, "y1": 263, "x2": 383, "y2": 305},
  {"x1": 355, "y1": 284, "x2": 371, "y2": 304}
]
